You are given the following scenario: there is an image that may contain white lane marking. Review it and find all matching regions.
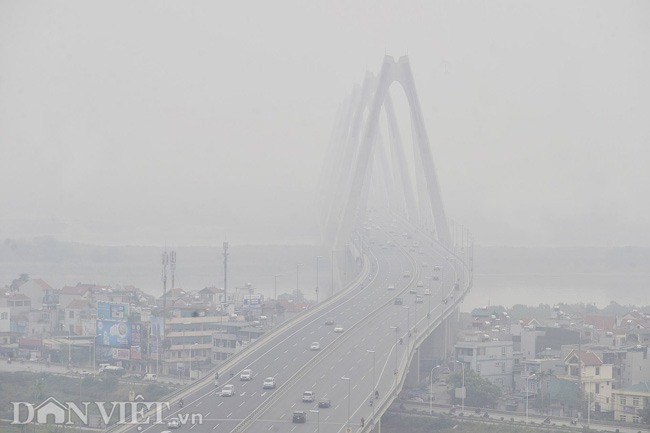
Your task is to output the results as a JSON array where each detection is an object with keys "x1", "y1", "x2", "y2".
[
  {"x1": 353, "y1": 384, "x2": 358, "y2": 390},
  {"x1": 293, "y1": 356, "x2": 298, "y2": 362},
  {"x1": 274, "y1": 356, "x2": 280, "y2": 362},
  {"x1": 212, "y1": 424, "x2": 219, "y2": 430},
  {"x1": 268, "y1": 426, "x2": 274, "y2": 431},
  {"x1": 303, "y1": 349, "x2": 307, "y2": 354},
  {"x1": 251, "y1": 392, "x2": 257, "y2": 397},
  {"x1": 240, "y1": 401, "x2": 245, "y2": 406},
  {"x1": 205, "y1": 412, "x2": 210, "y2": 417},
  {"x1": 264, "y1": 364, "x2": 269, "y2": 369},
  {"x1": 261, "y1": 392, "x2": 267, "y2": 396},
  {"x1": 325, "y1": 415, "x2": 330, "y2": 421},
  {"x1": 218, "y1": 402, "x2": 223, "y2": 407},
  {"x1": 291, "y1": 403, "x2": 296, "y2": 408},
  {"x1": 190, "y1": 424, "x2": 197, "y2": 429},
  {"x1": 320, "y1": 374, "x2": 326, "y2": 379},
  {"x1": 227, "y1": 412, "x2": 232, "y2": 418},
  {"x1": 284, "y1": 349, "x2": 289, "y2": 353},
  {"x1": 280, "y1": 413, "x2": 285, "y2": 419},
  {"x1": 291, "y1": 427, "x2": 297, "y2": 432},
  {"x1": 349, "y1": 366, "x2": 354, "y2": 372},
  {"x1": 332, "y1": 383, "x2": 337, "y2": 389},
  {"x1": 196, "y1": 401, "x2": 203, "y2": 407},
  {"x1": 240, "y1": 392, "x2": 246, "y2": 396}
]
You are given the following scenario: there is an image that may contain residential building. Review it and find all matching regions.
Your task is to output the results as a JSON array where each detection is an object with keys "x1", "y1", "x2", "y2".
[
  {"x1": 454, "y1": 340, "x2": 515, "y2": 390},
  {"x1": 557, "y1": 349, "x2": 614, "y2": 412},
  {"x1": 612, "y1": 382, "x2": 650, "y2": 424}
]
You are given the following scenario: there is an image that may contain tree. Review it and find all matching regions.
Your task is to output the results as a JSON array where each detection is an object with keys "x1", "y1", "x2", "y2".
[
  {"x1": 447, "y1": 369, "x2": 502, "y2": 409},
  {"x1": 638, "y1": 403, "x2": 650, "y2": 425}
]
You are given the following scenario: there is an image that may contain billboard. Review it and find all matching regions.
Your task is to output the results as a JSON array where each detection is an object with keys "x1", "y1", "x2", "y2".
[
  {"x1": 130, "y1": 323, "x2": 142, "y2": 346},
  {"x1": 111, "y1": 348, "x2": 130, "y2": 360},
  {"x1": 150, "y1": 340, "x2": 158, "y2": 355},
  {"x1": 130, "y1": 346, "x2": 141, "y2": 360},
  {"x1": 97, "y1": 320, "x2": 131, "y2": 348},
  {"x1": 97, "y1": 302, "x2": 129, "y2": 321},
  {"x1": 243, "y1": 295, "x2": 262, "y2": 308}
]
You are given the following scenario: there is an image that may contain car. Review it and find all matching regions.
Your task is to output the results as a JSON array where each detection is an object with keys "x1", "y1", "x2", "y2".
[
  {"x1": 310, "y1": 342, "x2": 320, "y2": 351},
  {"x1": 143, "y1": 373, "x2": 157, "y2": 381},
  {"x1": 325, "y1": 318, "x2": 335, "y2": 325},
  {"x1": 422, "y1": 262, "x2": 428, "y2": 267},
  {"x1": 409, "y1": 288, "x2": 417, "y2": 294},
  {"x1": 424, "y1": 289, "x2": 431, "y2": 295},
  {"x1": 433, "y1": 275, "x2": 439, "y2": 280},
  {"x1": 415, "y1": 296, "x2": 423, "y2": 304},
  {"x1": 387, "y1": 284, "x2": 395, "y2": 290},
  {"x1": 263, "y1": 377, "x2": 276, "y2": 389},
  {"x1": 403, "y1": 271, "x2": 411, "y2": 278},
  {"x1": 167, "y1": 418, "x2": 180, "y2": 429},
  {"x1": 221, "y1": 384, "x2": 235, "y2": 396},
  {"x1": 334, "y1": 326, "x2": 344, "y2": 333},
  {"x1": 416, "y1": 281, "x2": 424, "y2": 287},
  {"x1": 455, "y1": 282, "x2": 460, "y2": 290},
  {"x1": 292, "y1": 411, "x2": 307, "y2": 423},
  {"x1": 240, "y1": 369, "x2": 253, "y2": 380},
  {"x1": 302, "y1": 391, "x2": 316, "y2": 402},
  {"x1": 394, "y1": 297, "x2": 403, "y2": 305},
  {"x1": 433, "y1": 266, "x2": 442, "y2": 271},
  {"x1": 318, "y1": 398, "x2": 331, "y2": 408}
]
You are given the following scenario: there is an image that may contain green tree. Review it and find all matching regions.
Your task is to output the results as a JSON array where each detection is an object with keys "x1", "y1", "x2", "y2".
[
  {"x1": 638, "y1": 402, "x2": 650, "y2": 425},
  {"x1": 447, "y1": 368, "x2": 502, "y2": 409}
]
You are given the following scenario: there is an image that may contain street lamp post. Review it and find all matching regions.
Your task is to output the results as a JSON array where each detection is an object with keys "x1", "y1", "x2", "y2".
[
  {"x1": 429, "y1": 365, "x2": 441, "y2": 415},
  {"x1": 368, "y1": 350, "x2": 376, "y2": 421},
  {"x1": 403, "y1": 306, "x2": 410, "y2": 340},
  {"x1": 390, "y1": 326, "x2": 398, "y2": 375},
  {"x1": 341, "y1": 376, "x2": 351, "y2": 432},
  {"x1": 189, "y1": 342, "x2": 198, "y2": 382},
  {"x1": 331, "y1": 249, "x2": 336, "y2": 298},
  {"x1": 455, "y1": 360, "x2": 465, "y2": 413},
  {"x1": 309, "y1": 410, "x2": 320, "y2": 433},
  {"x1": 296, "y1": 263, "x2": 302, "y2": 293},
  {"x1": 525, "y1": 374, "x2": 536, "y2": 424},
  {"x1": 316, "y1": 256, "x2": 322, "y2": 303}
]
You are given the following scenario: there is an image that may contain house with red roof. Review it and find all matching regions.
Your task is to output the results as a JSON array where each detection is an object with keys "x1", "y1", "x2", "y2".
[{"x1": 558, "y1": 349, "x2": 614, "y2": 412}]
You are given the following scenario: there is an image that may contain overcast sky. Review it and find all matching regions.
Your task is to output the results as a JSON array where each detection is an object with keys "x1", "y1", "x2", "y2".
[{"x1": 1, "y1": 1, "x2": 649, "y2": 247}]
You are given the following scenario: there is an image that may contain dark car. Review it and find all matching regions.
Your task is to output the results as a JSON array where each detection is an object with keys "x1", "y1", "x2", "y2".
[
  {"x1": 292, "y1": 411, "x2": 307, "y2": 423},
  {"x1": 394, "y1": 298, "x2": 403, "y2": 305},
  {"x1": 325, "y1": 318, "x2": 335, "y2": 325},
  {"x1": 318, "y1": 398, "x2": 331, "y2": 408}
]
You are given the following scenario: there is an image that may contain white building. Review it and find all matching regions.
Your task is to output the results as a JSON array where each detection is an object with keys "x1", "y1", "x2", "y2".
[{"x1": 454, "y1": 340, "x2": 515, "y2": 391}]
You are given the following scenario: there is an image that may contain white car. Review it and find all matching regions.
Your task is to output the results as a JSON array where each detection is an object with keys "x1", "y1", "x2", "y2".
[
  {"x1": 416, "y1": 281, "x2": 424, "y2": 287},
  {"x1": 334, "y1": 326, "x2": 344, "y2": 333},
  {"x1": 387, "y1": 284, "x2": 395, "y2": 290},
  {"x1": 167, "y1": 418, "x2": 180, "y2": 429},
  {"x1": 424, "y1": 289, "x2": 431, "y2": 296},
  {"x1": 221, "y1": 384, "x2": 235, "y2": 396},
  {"x1": 263, "y1": 377, "x2": 276, "y2": 389},
  {"x1": 302, "y1": 390, "x2": 316, "y2": 402},
  {"x1": 240, "y1": 369, "x2": 253, "y2": 381},
  {"x1": 310, "y1": 342, "x2": 320, "y2": 351}
]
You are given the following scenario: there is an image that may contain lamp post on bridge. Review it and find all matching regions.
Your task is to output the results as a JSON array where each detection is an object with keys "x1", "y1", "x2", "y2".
[
  {"x1": 390, "y1": 326, "x2": 398, "y2": 378},
  {"x1": 429, "y1": 365, "x2": 441, "y2": 415},
  {"x1": 403, "y1": 306, "x2": 410, "y2": 341},
  {"x1": 368, "y1": 350, "x2": 376, "y2": 422},
  {"x1": 316, "y1": 255, "x2": 322, "y2": 303},
  {"x1": 310, "y1": 410, "x2": 320, "y2": 433},
  {"x1": 296, "y1": 263, "x2": 302, "y2": 294},
  {"x1": 341, "y1": 376, "x2": 351, "y2": 432}
]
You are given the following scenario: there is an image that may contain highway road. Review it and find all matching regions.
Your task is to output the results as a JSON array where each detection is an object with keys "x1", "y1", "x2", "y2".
[{"x1": 118, "y1": 213, "x2": 466, "y2": 433}]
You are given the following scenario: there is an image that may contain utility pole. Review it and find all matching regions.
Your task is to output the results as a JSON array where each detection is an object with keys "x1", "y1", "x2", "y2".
[
  {"x1": 162, "y1": 250, "x2": 169, "y2": 312},
  {"x1": 170, "y1": 250, "x2": 176, "y2": 289},
  {"x1": 223, "y1": 242, "x2": 229, "y2": 311}
]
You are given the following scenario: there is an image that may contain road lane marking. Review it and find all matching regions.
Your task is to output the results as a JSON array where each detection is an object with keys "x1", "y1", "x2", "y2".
[
  {"x1": 218, "y1": 402, "x2": 223, "y2": 407},
  {"x1": 196, "y1": 401, "x2": 203, "y2": 407},
  {"x1": 227, "y1": 412, "x2": 232, "y2": 418},
  {"x1": 212, "y1": 424, "x2": 219, "y2": 430}
]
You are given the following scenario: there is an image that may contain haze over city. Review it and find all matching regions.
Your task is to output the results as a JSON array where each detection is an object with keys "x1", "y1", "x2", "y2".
[{"x1": 1, "y1": 1, "x2": 649, "y2": 248}]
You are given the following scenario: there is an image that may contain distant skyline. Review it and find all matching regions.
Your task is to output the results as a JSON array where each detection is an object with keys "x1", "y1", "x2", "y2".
[{"x1": 1, "y1": 1, "x2": 649, "y2": 247}]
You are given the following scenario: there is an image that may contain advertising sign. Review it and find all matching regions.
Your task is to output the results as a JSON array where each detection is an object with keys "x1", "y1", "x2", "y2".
[
  {"x1": 130, "y1": 323, "x2": 142, "y2": 346},
  {"x1": 97, "y1": 320, "x2": 131, "y2": 348},
  {"x1": 97, "y1": 302, "x2": 129, "y2": 321},
  {"x1": 111, "y1": 348, "x2": 130, "y2": 360},
  {"x1": 130, "y1": 346, "x2": 141, "y2": 360},
  {"x1": 243, "y1": 295, "x2": 262, "y2": 308},
  {"x1": 150, "y1": 341, "x2": 158, "y2": 355},
  {"x1": 150, "y1": 317, "x2": 165, "y2": 339}
]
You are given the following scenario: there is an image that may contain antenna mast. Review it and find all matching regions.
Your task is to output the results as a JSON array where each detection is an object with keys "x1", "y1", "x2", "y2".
[
  {"x1": 223, "y1": 242, "x2": 229, "y2": 311},
  {"x1": 170, "y1": 250, "x2": 176, "y2": 289},
  {"x1": 162, "y1": 250, "x2": 169, "y2": 312}
]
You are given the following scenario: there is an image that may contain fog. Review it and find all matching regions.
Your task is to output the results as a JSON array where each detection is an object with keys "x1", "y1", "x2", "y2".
[{"x1": 1, "y1": 1, "x2": 649, "y2": 247}]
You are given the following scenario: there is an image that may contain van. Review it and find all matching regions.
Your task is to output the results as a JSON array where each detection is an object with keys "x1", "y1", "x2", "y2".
[{"x1": 143, "y1": 373, "x2": 157, "y2": 381}]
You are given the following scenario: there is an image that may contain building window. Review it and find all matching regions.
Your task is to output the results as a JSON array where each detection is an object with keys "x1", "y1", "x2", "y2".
[
  {"x1": 0, "y1": 312, "x2": 7, "y2": 320},
  {"x1": 621, "y1": 396, "x2": 626, "y2": 405},
  {"x1": 595, "y1": 367, "x2": 600, "y2": 375},
  {"x1": 501, "y1": 363, "x2": 506, "y2": 373},
  {"x1": 69, "y1": 311, "x2": 74, "y2": 318},
  {"x1": 620, "y1": 415, "x2": 626, "y2": 422},
  {"x1": 633, "y1": 397, "x2": 640, "y2": 406},
  {"x1": 476, "y1": 364, "x2": 481, "y2": 373},
  {"x1": 595, "y1": 383, "x2": 600, "y2": 394},
  {"x1": 502, "y1": 346, "x2": 506, "y2": 356},
  {"x1": 633, "y1": 416, "x2": 639, "y2": 424}
]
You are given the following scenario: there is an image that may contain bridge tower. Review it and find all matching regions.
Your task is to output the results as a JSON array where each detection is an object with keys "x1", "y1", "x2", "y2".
[{"x1": 321, "y1": 56, "x2": 452, "y2": 285}]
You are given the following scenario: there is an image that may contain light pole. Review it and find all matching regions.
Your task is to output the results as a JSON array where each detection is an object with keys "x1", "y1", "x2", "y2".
[
  {"x1": 403, "y1": 306, "x2": 410, "y2": 340},
  {"x1": 68, "y1": 326, "x2": 71, "y2": 369},
  {"x1": 155, "y1": 333, "x2": 159, "y2": 376},
  {"x1": 273, "y1": 274, "x2": 284, "y2": 301},
  {"x1": 390, "y1": 326, "x2": 398, "y2": 374},
  {"x1": 296, "y1": 263, "x2": 302, "y2": 293},
  {"x1": 429, "y1": 365, "x2": 441, "y2": 415},
  {"x1": 425, "y1": 276, "x2": 432, "y2": 321},
  {"x1": 309, "y1": 409, "x2": 320, "y2": 433},
  {"x1": 183, "y1": 322, "x2": 191, "y2": 381},
  {"x1": 316, "y1": 256, "x2": 322, "y2": 303},
  {"x1": 331, "y1": 249, "x2": 336, "y2": 298},
  {"x1": 455, "y1": 360, "x2": 465, "y2": 413},
  {"x1": 341, "y1": 376, "x2": 351, "y2": 432},
  {"x1": 525, "y1": 373, "x2": 536, "y2": 424},
  {"x1": 189, "y1": 342, "x2": 198, "y2": 382},
  {"x1": 92, "y1": 332, "x2": 101, "y2": 377},
  {"x1": 368, "y1": 350, "x2": 376, "y2": 421}
]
